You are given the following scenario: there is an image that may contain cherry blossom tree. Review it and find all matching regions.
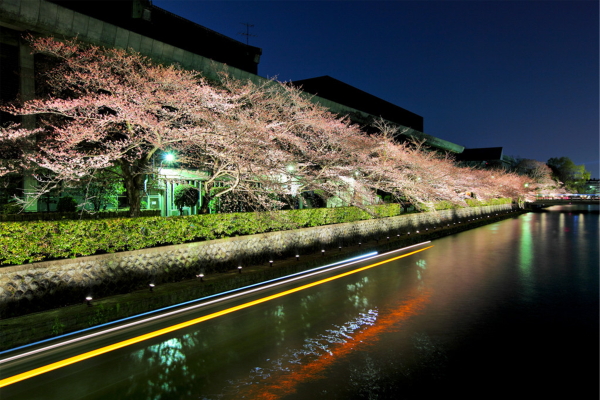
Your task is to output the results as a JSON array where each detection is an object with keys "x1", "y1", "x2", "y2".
[
  {"x1": 1, "y1": 37, "x2": 261, "y2": 216},
  {"x1": 183, "y1": 75, "x2": 381, "y2": 212},
  {"x1": 1, "y1": 37, "x2": 375, "y2": 215},
  {"x1": 1, "y1": 36, "x2": 538, "y2": 217},
  {"x1": 351, "y1": 120, "x2": 539, "y2": 208},
  {"x1": 0, "y1": 38, "x2": 304, "y2": 216},
  {"x1": 345, "y1": 121, "x2": 460, "y2": 209},
  {"x1": 513, "y1": 158, "x2": 553, "y2": 183}
]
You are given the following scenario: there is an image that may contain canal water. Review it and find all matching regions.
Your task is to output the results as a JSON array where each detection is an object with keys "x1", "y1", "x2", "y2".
[{"x1": 4, "y1": 205, "x2": 598, "y2": 399}]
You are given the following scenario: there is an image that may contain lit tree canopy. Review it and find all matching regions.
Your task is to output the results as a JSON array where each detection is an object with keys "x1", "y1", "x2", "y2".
[
  {"x1": 1, "y1": 36, "x2": 539, "y2": 216},
  {"x1": 547, "y1": 157, "x2": 591, "y2": 193},
  {"x1": 2, "y1": 36, "x2": 226, "y2": 215}
]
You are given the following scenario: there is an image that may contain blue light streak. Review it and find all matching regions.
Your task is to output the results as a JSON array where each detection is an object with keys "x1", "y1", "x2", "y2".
[{"x1": 0, "y1": 251, "x2": 377, "y2": 356}]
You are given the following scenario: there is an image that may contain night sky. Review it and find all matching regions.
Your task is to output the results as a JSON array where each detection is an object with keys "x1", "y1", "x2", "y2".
[{"x1": 152, "y1": 0, "x2": 599, "y2": 178}]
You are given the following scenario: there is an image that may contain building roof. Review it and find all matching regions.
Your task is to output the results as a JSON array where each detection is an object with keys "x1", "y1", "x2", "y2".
[
  {"x1": 47, "y1": 0, "x2": 262, "y2": 74},
  {"x1": 291, "y1": 76, "x2": 424, "y2": 132}
]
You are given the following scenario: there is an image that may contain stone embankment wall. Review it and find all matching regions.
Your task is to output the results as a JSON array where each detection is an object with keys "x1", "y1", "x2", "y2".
[{"x1": 0, "y1": 204, "x2": 514, "y2": 316}]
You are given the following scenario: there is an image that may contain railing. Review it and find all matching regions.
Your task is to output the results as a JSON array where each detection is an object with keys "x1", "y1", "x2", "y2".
[
  {"x1": 534, "y1": 194, "x2": 599, "y2": 201},
  {"x1": 529, "y1": 197, "x2": 600, "y2": 206},
  {"x1": 0, "y1": 210, "x2": 161, "y2": 222}
]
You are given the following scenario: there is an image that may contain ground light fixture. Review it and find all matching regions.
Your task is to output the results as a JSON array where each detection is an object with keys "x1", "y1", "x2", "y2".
[
  {"x1": 85, "y1": 296, "x2": 93, "y2": 307},
  {"x1": 149, "y1": 283, "x2": 155, "y2": 292},
  {"x1": 238, "y1": 266, "x2": 243, "y2": 273},
  {"x1": 196, "y1": 273, "x2": 204, "y2": 282}
]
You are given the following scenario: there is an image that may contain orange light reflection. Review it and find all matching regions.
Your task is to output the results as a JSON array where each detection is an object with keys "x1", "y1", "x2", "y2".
[{"x1": 236, "y1": 289, "x2": 431, "y2": 400}]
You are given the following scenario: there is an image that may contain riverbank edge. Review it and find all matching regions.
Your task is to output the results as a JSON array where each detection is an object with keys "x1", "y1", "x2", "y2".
[
  {"x1": 0, "y1": 207, "x2": 525, "y2": 352},
  {"x1": 0, "y1": 204, "x2": 514, "y2": 319}
]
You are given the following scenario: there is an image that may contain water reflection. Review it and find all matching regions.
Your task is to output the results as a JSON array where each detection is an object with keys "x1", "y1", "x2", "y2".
[
  {"x1": 128, "y1": 335, "x2": 197, "y2": 399},
  {"x1": 340, "y1": 331, "x2": 448, "y2": 400},
  {"x1": 6, "y1": 208, "x2": 596, "y2": 399},
  {"x1": 224, "y1": 309, "x2": 379, "y2": 398},
  {"x1": 346, "y1": 277, "x2": 371, "y2": 308},
  {"x1": 105, "y1": 259, "x2": 427, "y2": 400},
  {"x1": 126, "y1": 208, "x2": 597, "y2": 400},
  {"x1": 416, "y1": 259, "x2": 426, "y2": 282},
  {"x1": 226, "y1": 290, "x2": 431, "y2": 399},
  {"x1": 518, "y1": 213, "x2": 535, "y2": 301}
]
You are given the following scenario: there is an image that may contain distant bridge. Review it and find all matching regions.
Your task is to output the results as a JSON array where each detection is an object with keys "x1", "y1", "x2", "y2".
[{"x1": 528, "y1": 198, "x2": 600, "y2": 207}]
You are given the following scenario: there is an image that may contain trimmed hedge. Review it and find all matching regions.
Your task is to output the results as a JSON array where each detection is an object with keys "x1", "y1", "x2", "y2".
[
  {"x1": 0, "y1": 204, "x2": 398, "y2": 265},
  {"x1": 432, "y1": 197, "x2": 512, "y2": 210},
  {"x1": 0, "y1": 200, "x2": 510, "y2": 265},
  {"x1": 465, "y1": 198, "x2": 512, "y2": 207}
]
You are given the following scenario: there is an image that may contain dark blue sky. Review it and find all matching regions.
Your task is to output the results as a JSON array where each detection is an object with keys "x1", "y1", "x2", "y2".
[{"x1": 153, "y1": 0, "x2": 599, "y2": 178}]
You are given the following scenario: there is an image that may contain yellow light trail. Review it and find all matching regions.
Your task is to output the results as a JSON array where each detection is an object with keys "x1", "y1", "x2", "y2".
[{"x1": 0, "y1": 245, "x2": 432, "y2": 388}]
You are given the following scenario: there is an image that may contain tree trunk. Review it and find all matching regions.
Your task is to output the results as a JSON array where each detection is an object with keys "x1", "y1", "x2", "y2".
[
  {"x1": 199, "y1": 181, "x2": 214, "y2": 214},
  {"x1": 119, "y1": 159, "x2": 146, "y2": 217},
  {"x1": 199, "y1": 192, "x2": 211, "y2": 214}
]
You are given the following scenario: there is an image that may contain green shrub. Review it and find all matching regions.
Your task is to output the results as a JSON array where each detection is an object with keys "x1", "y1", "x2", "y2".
[
  {"x1": 466, "y1": 198, "x2": 511, "y2": 207},
  {"x1": 0, "y1": 200, "x2": 510, "y2": 265},
  {"x1": 56, "y1": 196, "x2": 78, "y2": 212},
  {"x1": 1, "y1": 202, "x2": 22, "y2": 215},
  {"x1": 174, "y1": 184, "x2": 200, "y2": 215},
  {"x1": 434, "y1": 201, "x2": 457, "y2": 210}
]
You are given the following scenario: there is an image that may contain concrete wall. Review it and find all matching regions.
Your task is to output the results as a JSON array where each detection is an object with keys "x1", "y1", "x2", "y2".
[
  {"x1": 0, "y1": 0, "x2": 249, "y2": 82},
  {"x1": 0, "y1": 204, "x2": 514, "y2": 316}
]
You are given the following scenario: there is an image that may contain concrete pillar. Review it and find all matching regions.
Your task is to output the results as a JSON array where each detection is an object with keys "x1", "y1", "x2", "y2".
[
  {"x1": 19, "y1": 41, "x2": 38, "y2": 212},
  {"x1": 166, "y1": 181, "x2": 173, "y2": 216}
]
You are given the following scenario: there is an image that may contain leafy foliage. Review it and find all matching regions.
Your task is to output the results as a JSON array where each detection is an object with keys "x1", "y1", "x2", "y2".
[
  {"x1": 547, "y1": 157, "x2": 591, "y2": 193},
  {"x1": 0, "y1": 200, "x2": 510, "y2": 265},
  {"x1": 174, "y1": 184, "x2": 200, "y2": 214},
  {"x1": 1, "y1": 202, "x2": 21, "y2": 215},
  {"x1": 76, "y1": 167, "x2": 124, "y2": 212},
  {"x1": 56, "y1": 196, "x2": 77, "y2": 212},
  {"x1": 1, "y1": 37, "x2": 538, "y2": 218}
]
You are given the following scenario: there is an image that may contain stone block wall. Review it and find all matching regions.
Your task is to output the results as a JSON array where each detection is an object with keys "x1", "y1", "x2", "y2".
[{"x1": 0, "y1": 204, "x2": 513, "y2": 316}]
